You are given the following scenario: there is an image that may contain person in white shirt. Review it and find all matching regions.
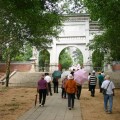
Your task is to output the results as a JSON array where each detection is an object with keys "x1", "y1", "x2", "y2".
[
  {"x1": 101, "y1": 75, "x2": 115, "y2": 114},
  {"x1": 44, "y1": 73, "x2": 52, "y2": 96},
  {"x1": 101, "y1": 71, "x2": 105, "y2": 78}
]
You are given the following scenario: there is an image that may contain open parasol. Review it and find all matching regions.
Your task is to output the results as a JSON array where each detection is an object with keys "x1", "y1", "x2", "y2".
[
  {"x1": 74, "y1": 69, "x2": 88, "y2": 84},
  {"x1": 61, "y1": 71, "x2": 70, "y2": 78},
  {"x1": 52, "y1": 70, "x2": 62, "y2": 78}
]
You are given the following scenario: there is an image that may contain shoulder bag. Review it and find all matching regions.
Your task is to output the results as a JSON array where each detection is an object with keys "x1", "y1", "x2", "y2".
[{"x1": 102, "y1": 81, "x2": 111, "y2": 95}]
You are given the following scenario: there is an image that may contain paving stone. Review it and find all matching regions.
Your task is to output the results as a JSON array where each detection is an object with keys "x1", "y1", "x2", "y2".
[{"x1": 17, "y1": 89, "x2": 82, "y2": 120}]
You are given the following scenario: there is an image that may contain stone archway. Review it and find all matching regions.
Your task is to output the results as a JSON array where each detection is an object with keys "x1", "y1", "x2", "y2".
[{"x1": 31, "y1": 14, "x2": 103, "y2": 72}]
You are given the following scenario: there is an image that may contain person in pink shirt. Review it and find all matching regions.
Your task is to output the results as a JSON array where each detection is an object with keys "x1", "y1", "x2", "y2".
[{"x1": 37, "y1": 74, "x2": 48, "y2": 106}]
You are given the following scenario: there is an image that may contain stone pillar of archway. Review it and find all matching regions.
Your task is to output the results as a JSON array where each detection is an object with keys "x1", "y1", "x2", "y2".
[
  {"x1": 81, "y1": 46, "x2": 93, "y2": 72},
  {"x1": 49, "y1": 40, "x2": 59, "y2": 72},
  {"x1": 30, "y1": 46, "x2": 39, "y2": 72}
]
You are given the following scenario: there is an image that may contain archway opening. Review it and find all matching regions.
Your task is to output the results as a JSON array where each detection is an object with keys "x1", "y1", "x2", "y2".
[
  {"x1": 39, "y1": 49, "x2": 50, "y2": 72},
  {"x1": 59, "y1": 46, "x2": 83, "y2": 71}
]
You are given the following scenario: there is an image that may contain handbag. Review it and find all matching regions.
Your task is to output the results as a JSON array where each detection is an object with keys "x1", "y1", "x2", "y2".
[{"x1": 102, "y1": 81, "x2": 111, "y2": 95}]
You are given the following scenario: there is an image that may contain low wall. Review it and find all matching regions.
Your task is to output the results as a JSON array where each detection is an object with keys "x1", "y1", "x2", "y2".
[
  {"x1": 112, "y1": 64, "x2": 120, "y2": 71},
  {"x1": 0, "y1": 62, "x2": 32, "y2": 72},
  {"x1": 105, "y1": 72, "x2": 120, "y2": 88}
]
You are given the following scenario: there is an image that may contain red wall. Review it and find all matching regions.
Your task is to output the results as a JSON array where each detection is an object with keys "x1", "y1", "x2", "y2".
[
  {"x1": 112, "y1": 64, "x2": 120, "y2": 71},
  {"x1": 0, "y1": 63, "x2": 32, "y2": 72}
]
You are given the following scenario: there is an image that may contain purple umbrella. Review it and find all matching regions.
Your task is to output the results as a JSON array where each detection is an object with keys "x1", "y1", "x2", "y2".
[{"x1": 74, "y1": 69, "x2": 88, "y2": 84}]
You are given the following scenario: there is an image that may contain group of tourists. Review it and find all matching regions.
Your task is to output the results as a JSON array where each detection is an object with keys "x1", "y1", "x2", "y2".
[
  {"x1": 37, "y1": 70, "x2": 80, "y2": 110},
  {"x1": 88, "y1": 71, "x2": 115, "y2": 114},
  {"x1": 37, "y1": 70, "x2": 115, "y2": 113}
]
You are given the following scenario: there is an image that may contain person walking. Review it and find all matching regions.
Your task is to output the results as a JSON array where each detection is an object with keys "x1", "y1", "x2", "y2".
[
  {"x1": 61, "y1": 75, "x2": 68, "y2": 98},
  {"x1": 101, "y1": 71, "x2": 105, "y2": 78},
  {"x1": 88, "y1": 73, "x2": 91, "y2": 91},
  {"x1": 65, "y1": 74, "x2": 77, "y2": 110},
  {"x1": 76, "y1": 83, "x2": 82, "y2": 100},
  {"x1": 37, "y1": 74, "x2": 48, "y2": 106},
  {"x1": 98, "y1": 72, "x2": 104, "y2": 93},
  {"x1": 89, "y1": 71, "x2": 97, "y2": 97},
  {"x1": 101, "y1": 75, "x2": 115, "y2": 114},
  {"x1": 44, "y1": 73, "x2": 52, "y2": 96},
  {"x1": 53, "y1": 77, "x2": 59, "y2": 93}
]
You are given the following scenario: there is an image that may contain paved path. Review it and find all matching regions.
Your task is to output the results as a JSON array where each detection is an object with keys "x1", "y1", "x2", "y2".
[{"x1": 17, "y1": 89, "x2": 82, "y2": 120}]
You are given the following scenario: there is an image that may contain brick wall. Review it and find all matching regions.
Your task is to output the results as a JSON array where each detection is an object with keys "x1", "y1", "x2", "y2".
[
  {"x1": 0, "y1": 63, "x2": 32, "y2": 72},
  {"x1": 112, "y1": 64, "x2": 120, "y2": 71}
]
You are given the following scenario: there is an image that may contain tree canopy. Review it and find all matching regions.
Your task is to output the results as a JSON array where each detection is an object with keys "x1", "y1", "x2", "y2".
[
  {"x1": 0, "y1": 0, "x2": 64, "y2": 86},
  {"x1": 85, "y1": 0, "x2": 120, "y2": 61},
  {"x1": 59, "y1": 48, "x2": 73, "y2": 70},
  {"x1": 0, "y1": 0, "x2": 64, "y2": 48}
]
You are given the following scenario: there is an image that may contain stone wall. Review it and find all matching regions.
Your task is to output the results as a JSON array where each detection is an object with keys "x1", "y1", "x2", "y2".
[{"x1": 105, "y1": 72, "x2": 120, "y2": 88}]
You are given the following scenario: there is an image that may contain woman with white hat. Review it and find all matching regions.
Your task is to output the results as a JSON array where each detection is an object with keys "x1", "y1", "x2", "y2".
[{"x1": 65, "y1": 74, "x2": 77, "y2": 110}]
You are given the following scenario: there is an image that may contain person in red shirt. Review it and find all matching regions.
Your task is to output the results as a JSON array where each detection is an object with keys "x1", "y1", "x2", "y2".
[{"x1": 37, "y1": 74, "x2": 48, "y2": 106}]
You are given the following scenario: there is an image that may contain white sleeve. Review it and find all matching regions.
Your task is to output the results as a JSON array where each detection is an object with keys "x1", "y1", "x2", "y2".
[
  {"x1": 101, "y1": 82, "x2": 105, "y2": 88},
  {"x1": 111, "y1": 81, "x2": 115, "y2": 89}
]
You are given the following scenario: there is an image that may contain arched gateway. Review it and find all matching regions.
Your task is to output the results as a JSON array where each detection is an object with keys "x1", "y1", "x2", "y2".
[{"x1": 32, "y1": 14, "x2": 103, "y2": 72}]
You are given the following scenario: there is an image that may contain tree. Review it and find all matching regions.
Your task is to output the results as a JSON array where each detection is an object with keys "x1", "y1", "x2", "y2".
[
  {"x1": 2, "y1": 43, "x2": 32, "y2": 61},
  {"x1": 59, "y1": 48, "x2": 73, "y2": 70},
  {"x1": 0, "y1": 0, "x2": 64, "y2": 86},
  {"x1": 84, "y1": 0, "x2": 120, "y2": 61},
  {"x1": 92, "y1": 50, "x2": 104, "y2": 70},
  {"x1": 72, "y1": 48, "x2": 83, "y2": 65},
  {"x1": 39, "y1": 49, "x2": 50, "y2": 72},
  {"x1": 57, "y1": 0, "x2": 85, "y2": 14}
]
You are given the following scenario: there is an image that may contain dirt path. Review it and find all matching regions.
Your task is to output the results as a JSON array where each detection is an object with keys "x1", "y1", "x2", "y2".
[
  {"x1": 0, "y1": 87, "x2": 120, "y2": 120},
  {"x1": 80, "y1": 89, "x2": 120, "y2": 120}
]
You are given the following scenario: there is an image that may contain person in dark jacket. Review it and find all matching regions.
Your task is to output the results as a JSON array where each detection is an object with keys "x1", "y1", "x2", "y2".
[
  {"x1": 76, "y1": 83, "x2": 82, "y2": 100},
  {"x1": 53, "y1": 77, "x2": 59, "y2": 93},
  {"x1": 61, "y1": 75, "x2": 68, "y2": 98}
]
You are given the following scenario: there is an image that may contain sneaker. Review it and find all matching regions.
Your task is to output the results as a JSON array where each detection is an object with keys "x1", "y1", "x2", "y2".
[
  {"x1": 105, "y1": 109, "x2": 108, "y2": 112},
  {"x1": 41, "y1": 104, "x2": 44, "y2": 107},
  {"x1": 107, "y1": 111, "x2": 112, "y2": 114}
]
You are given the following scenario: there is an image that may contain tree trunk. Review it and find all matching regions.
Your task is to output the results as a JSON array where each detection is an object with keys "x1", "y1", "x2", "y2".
[{"x1": 5, "y1": 53, "x2": 11, "y2": 87}]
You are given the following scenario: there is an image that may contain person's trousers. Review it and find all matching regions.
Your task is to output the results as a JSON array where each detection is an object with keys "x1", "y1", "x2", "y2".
[
  {"x1": 77, "y1": 85, "x2": 82, "y2": 99},
  {"x1": 90, "y1": 85, "x2": 96, "y2": 96},
  {"x1": 104, "y1": 94, "x2": 113, "y2": 112},
  {"x1": 47, "y1": 82, "x2": 52, "y2": 95},
  {"x1": 99, "y1": 82, "x2": 102, "y2": 93},
  {"x1": 67, "y1": 93, "x2": 75, "y2": 108},
  {"x1": 53, "y1": 82, "x2": 58, "y2": 93},
  {"x1": 39, "y1": 89, "x2": 47, "y2": 105},
  {"x1": 62, "y1": 88, "x2": 66, "y2": 98}
]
